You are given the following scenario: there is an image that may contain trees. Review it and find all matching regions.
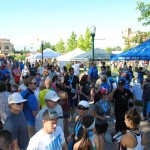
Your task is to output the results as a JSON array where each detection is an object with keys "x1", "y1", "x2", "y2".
[
  {"x1": 77, "y1": 34, "x2": 85, "y2": 50},
  {"x1": 55, "y1": 39, "x2": 66, "y2": 53},
  {"x1": 136, "y1": 2, "x2": 150, "y2": 26},
  {"x1": 66, "y1": 31, "x2": 77, "y2": 52},
  {"x1": 84, "y1": 27, "x2": 92, "y2": 51}
]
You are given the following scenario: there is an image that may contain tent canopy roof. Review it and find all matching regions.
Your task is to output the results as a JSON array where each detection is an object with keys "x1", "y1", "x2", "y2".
[
  {"x1": 71, "y1": 48, "x2": 111, "y2": 61},
  {"x1": 36, "y1": 48, "x2": 60, "y2": 59},
  {"x1": 110, "y1": 39, "x2": 150, "y2": 61},
  {"x1": 57, "y1": 48, "x2": 85, "y2": 61}
]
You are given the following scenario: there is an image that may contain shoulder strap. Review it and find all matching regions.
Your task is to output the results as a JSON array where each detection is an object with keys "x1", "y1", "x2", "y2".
[{"x1": 23, "y1": 90, "x2": 34, "y2": 100}]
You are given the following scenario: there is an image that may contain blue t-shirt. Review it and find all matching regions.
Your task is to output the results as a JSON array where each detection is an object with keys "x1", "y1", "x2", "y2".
[
  {"x1": 127, "y1": 70, "x2": 134, "y2": 81},
  {"x1": 88, "y1": 66, "x2": 98, "y2": 79},
  {"x1": 137, "y1": 71, "x2": 144, "y2": 83},
  {"x1": 119, "y1": 76, "x2": 130, "y2": 90},
  {"x1": 100, "y1": 82, "x2": 110, "y2": 92},
  {"x1": 4, "y1": 69, "x2": 11, "y2": 79},
  {"x1": 20, "y1": 63, "x2": 24, "y2": 71},
  {"x1": 0, "y1": 70, "x2": 6, "y2": 80},
  {"x1": 21, "y1": 89, "x2": 38, "y2": 126},
  {"x1": 108, "y1": 76, "x2": 115, "y2": 91}
]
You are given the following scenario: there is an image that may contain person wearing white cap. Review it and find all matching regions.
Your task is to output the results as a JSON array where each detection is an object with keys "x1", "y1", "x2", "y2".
[
  {"x1": 67, "y1": 100, "x2": 89, "y2": 149},
  {"x1": 35, "y1": 90, "x2": 64, "y2": 132},
  {"x1": 3, "y1": 93, "x2": 29, "y2": 150},
  {"x1": 27, "y1": 109, "x2": 67, "y2": 150}
]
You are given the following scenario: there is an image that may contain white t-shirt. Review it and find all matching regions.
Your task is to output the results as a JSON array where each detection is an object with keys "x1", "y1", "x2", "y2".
[
  {"x1": 18, "y1": 84, "x2": 27, "y2": 91},
  {"x1": 27, "y1": 126, "x2": 65, "y2": 150},
  {"x1": 21, "y1": 68, "x2": 29, "y2": 76},
  {"x1": 38, "y1": 67, "x2": 44, "y2": 75},
  {"x1": 72, "y1": 63, "x2": 80, "y2": 76},
  {"x1": 35, "y1": 105, "x2": 64, "y2": 132}
]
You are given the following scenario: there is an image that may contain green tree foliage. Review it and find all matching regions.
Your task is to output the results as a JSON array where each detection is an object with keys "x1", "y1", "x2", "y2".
[
  {"x1": 136, "y1": 2, "x2": 150, "y2": 26},
  {"x1": 105, "y1": 47, "x2": 113, "y2": 53},
  {"x1": 122, "y1": 30, "x2": 150, "y2": 51},
  {"x1": 14, "y1": 55, "x2": 26, "y2": 61},
  {"x1": 77, "y1": 34, "x2": 85, "y2": 50},
  {"x1": 131, "y1": 30, "x2": 150, "y2": 44},
  {"x1": 122, "y1": 36, "x2": 132, "y2": 51},
  {"x1": 39, "y1": 42, "x2": 55, "y2": 51},
  {"x1": 106, "y1": 46, "x2": 122, "y2": 53},
  {"x1": 55, "y1": 39, "x2": 66, "y2": 53},
  {"x1": 66, "y1": 31, "x2": 77, "y2": 52},
  {"x1": 84, "y1": 27, "x2": 92, "y2": 51}
]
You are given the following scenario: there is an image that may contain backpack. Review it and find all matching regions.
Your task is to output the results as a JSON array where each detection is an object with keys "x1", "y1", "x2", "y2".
[{"x1": 22, "y1": 90, "x2": 34, "y2": 100}]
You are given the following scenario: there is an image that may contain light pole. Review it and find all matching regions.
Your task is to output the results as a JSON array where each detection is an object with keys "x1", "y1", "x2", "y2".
[
  {"x1": 41, "y1": 40, "x2": 44, "y2": 65},
  {"x1": 13, "y1": 48, "x2": 15, "y2": 57},
  {"x1": 90, "y1": 25, "x2": 96, "y2": 61}
]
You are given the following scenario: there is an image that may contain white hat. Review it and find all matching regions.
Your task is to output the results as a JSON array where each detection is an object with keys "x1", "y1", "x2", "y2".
[
  {"x1": 8, "y1": 93, "x2": 27, "y2": 104},
  {"x1": 78, "y1": 100, "x2": 89, "y2": 108},
  {"x1": 45, "y1": 90, "x2": 60, "y2": 102}
]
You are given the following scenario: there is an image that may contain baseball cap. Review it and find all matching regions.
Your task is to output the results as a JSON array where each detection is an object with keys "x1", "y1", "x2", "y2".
[
  {"x1": 45, "y1": 90, "x2": 60, "y2": 102},
  {"x1": 118, "y1": 79, "x2": 125, "y2": 85},
  {"x1": 42, "y1": 109, "x2": 58, "y2": 120},
  {"x1": 8, "y1": 93, "x2": 27, "y2": 104},
  {"x1": 100, "y1": 88, "x2": 107, "y2": 95},
  {"x1": 78, "y1": 100, "x2": 89, "y2": 108}
]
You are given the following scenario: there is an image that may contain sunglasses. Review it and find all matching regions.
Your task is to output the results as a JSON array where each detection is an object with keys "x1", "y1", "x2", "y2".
[
  {"x1": 77, "y1": 106, "x2": 89, "y2": 111},
  {"x1": 30, "y1": 82, "x2": 37, "y2": 85},
  {"x1": 13, "y1": 102, "x2": 23, "y2": 105}
]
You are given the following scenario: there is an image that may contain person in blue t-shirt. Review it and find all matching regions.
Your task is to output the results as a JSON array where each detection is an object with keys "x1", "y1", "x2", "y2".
[
  {"x1": 88, "y1": 62, "x2": 99, "y2": 83},
  {"x1": 136, "y1": 67, "x2": 145, "y2": 84},
  {"x1": 100, "y1": 75, "x2": 111, "y2": 92},
  {"x1": 20, "y1": 61, "x2": 24, "y2": 72},
  {"x1": 106, "y1": 70, "x2": 116, "y2": 92},
  {"x1": 0, "y1": 68, "x2": 6, "y2": 81},
  {"x1": 4, "y1": 68, "x2": 11, "y2": 81},
  {"x1": 21, "y1": 76, "x2": 38, "y2": 139},
  {"x1": 127, "y1": 66, "x2": 134, "y2": 82},
  {"x1": 119, "y1": 70, "x2": 130, "y2": 90}
]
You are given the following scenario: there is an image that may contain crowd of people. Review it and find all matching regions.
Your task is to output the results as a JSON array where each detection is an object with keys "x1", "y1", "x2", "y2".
[{"x1": 0, "y1": 57, "x2": 149, "y2": 150}]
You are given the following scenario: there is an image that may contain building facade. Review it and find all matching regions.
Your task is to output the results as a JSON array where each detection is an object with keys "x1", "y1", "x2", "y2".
[{"x1": 0, "y1": 38, "x2": 14, "y2": 55}]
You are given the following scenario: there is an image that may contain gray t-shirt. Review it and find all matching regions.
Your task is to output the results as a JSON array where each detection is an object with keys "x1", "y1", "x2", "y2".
[
  {"x1": 94, "y1": 100, "x2": 109, "y2": 125},
  {"x1": 4, "y1": 111, "x2": 29, "y2": 150}
]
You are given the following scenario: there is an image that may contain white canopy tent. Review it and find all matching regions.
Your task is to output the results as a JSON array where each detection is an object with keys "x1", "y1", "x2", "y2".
[
  {"x1": 56, "y1": 48, "x2": 85, "y2": 70},
  {"x1": 25, "y1": 54, "x2": 38, "y2": 63},
  {"x1": 36, "y1": 48, "x2": 61, "y2": 59},
  {"x1": 57, "y1": 48, "x2": 85, "y2": 61}
]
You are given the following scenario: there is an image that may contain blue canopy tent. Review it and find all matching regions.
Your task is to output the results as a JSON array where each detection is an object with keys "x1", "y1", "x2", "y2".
[{"x1": 110, "y1": 39, "x2": 150, "y2": 61}]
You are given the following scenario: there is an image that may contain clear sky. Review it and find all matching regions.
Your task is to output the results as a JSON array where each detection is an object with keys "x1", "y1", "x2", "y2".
[{"x1": 0, "y1": 0, "x2": 149, "y2": 51}]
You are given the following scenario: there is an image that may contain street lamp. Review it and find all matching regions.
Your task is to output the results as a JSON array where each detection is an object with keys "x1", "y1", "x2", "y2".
[
  {"x1": 13, "y1": 48, "x2": 15, "y2": 57},
  {"x1": 41, "y1": 40, "x2": 44, "y2": 65},
  {"x1": 90, "y1": 25, "x2": 96, "y2": 61}
]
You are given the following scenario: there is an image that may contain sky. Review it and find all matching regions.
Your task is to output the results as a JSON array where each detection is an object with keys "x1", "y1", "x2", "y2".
[{"x1": 0, "y1": 0, "x2": 149, "y2": 51}]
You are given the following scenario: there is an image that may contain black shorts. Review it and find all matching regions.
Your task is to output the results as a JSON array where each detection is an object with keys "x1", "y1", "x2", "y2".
[{"x1": 95, "y1": 123, "x2": 108, "y2": 134}]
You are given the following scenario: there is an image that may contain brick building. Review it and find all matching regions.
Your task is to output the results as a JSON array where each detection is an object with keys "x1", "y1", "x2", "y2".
[{"x1": 0, "y1": 38, "x2": 14, "y2": 55}]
